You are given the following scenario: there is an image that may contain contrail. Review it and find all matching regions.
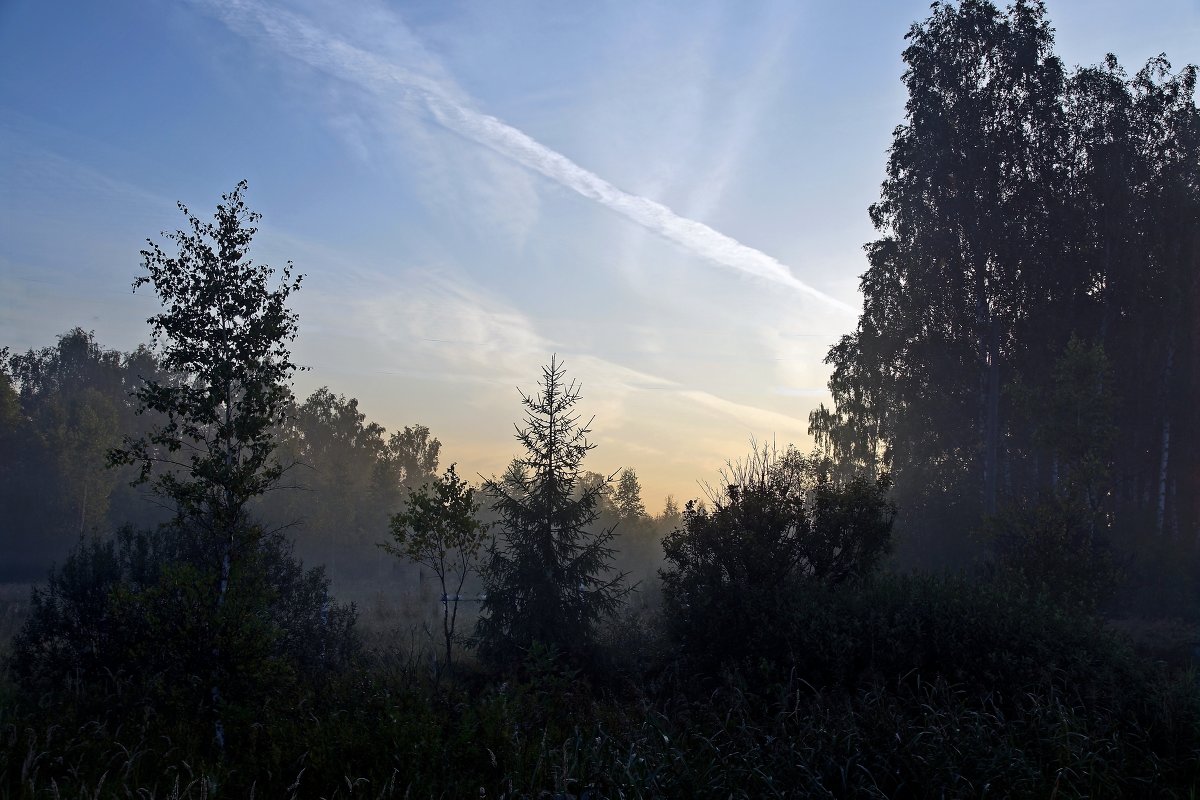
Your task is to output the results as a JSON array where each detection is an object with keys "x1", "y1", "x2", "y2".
[{"x1": 200, "y1": 0, "x2": 855, "y2": 314}]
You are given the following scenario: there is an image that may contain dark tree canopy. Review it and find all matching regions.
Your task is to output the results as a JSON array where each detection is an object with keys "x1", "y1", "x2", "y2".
[
  {"x1": 1, "y1": 330, "x2": 168, "y2": 578},
  {"x1": 810, "y1": 0, "x2": 1200, "y2": 568},
  {"x1": 249, "y1": 387, "x2": 444, "y2": 584}
]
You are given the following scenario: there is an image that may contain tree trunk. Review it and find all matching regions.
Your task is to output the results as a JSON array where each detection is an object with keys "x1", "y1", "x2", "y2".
[
  {"x1": 1157, "y1": 417, "x2": 1171, "y2": 537},
  {"x1": 212, "y1": 385, "x2": 235, "y2": 753},
  {"x1": 79, "y1": 481, "x2": 88, "y2": 536},
  {"x1": 1157, "y1": 343, "x2": 1174, "y2": 537},
  {"x1": 983, "y1": 321, "x2": 1001, "y2": 515},
  {"x1": 445, "y1": 588, "x2": 461, "y2": 673},
  {"x1": 211, "y1": 534, "x2": 231, "y2": 752}
]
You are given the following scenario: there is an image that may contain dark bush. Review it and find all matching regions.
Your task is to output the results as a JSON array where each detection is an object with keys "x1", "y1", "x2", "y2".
[
  {"x1": 9, "y1": 524, "x2": 358, "y2": 746},
  {"x1": 987, "y1": 493, "x2": 1121, "y2": 611},
  {"x1": 660, "y1": 447, "x2": 894, "y2": 670},
  {"x1": 776, "y1": 574, "x2": 1144, "y2": 698}
]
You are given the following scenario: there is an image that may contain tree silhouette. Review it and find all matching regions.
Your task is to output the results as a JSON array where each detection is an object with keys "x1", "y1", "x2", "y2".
[
  {"x1": 382, "y1": 464, "x2": 489, "y2": 672},
  {"x1": 613, "y1": 468, "x2": 647, "y2": 521},
  {"x1": 811, "y1": 0, "x2": 1200, "y2": 563},
  {"x1": 476, "y1": 356, "x2": 627, "y2": 666},
  {"x1": 108, "y1": 180, "x2": 303, "y2": 749}
]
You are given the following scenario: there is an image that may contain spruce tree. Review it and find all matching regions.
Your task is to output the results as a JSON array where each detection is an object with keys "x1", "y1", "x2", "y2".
[{"x1": 476, "y1": 356, "x2": 627, "y2": 666}]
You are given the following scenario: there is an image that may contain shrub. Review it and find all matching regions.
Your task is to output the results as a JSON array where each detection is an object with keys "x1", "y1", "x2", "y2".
[
  {"x1": 987, "y1": 492, "x2": 1121, "y2": 611},
  {"x1": 776, "y1": 574, "x2": 1144, "y2": 698},
  {"x1": 659, "y1": 446, "x2": 894, "y2": 669},
  {"x1": 9, "y1": 524, "x2": 357, "y2": 744}
]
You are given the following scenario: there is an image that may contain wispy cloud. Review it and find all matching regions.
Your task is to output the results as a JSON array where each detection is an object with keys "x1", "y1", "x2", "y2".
[
  {"x1": 195, "y1": 0, "x2": 854, "y2": 314},
  {"x1": 343, "y1": 263, "x2": 812, "y2": 433},
  {"x1": 677, "y1": 389, "x2": 811, "y2": 439},
  {"x1": 348, "y1": 267, "x2": 547, "y2": 392},
  {"x1": 684, "y1": 7, "x2": 798, "y2": 223}
]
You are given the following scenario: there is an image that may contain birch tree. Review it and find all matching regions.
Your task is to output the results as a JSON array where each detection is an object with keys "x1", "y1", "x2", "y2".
[
  {"x1": 381, "y1": 464, "x2": 489, "y2": 672},
  {"x1": 108, "y1": 180, "x2": 303, "y2": 749}
]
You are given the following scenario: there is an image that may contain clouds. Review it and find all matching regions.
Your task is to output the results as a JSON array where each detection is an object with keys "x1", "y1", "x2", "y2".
[
  {"x1": 195, "y1": 0, "x2": 852, "y2": 313},
  {"x1": 2, "y1": 0, "x2": 863, "y2": 504},
  {"x1": 333, "y1": 264, "x2": 817, "y2": 491},
  {"x1": 186, "y1": 0, "x2": 850, "y2": 498}
]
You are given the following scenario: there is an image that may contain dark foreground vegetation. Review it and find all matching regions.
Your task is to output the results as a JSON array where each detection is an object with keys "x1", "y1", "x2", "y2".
[
  {"x1": 4, "y1": 570, "x2": 1198, "y2": 797},
  {"x1": 2, "y1": 1, "x2": 1199, "y2": 796}
]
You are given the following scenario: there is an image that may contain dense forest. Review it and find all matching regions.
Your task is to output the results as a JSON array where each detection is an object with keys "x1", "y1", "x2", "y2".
[{"x1": 2, "y1": 1, "x2": 1199, "y2": 796}]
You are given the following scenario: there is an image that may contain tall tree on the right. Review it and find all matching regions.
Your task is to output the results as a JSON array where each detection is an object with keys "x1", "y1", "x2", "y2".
[
  {"x1": 813, "y1": 0, "x2": 1068, "y2": 564},
  {"x1": 811, "y1": 0, "x2": 1200, "y2": 564},
  {"x1": 1052, "y1": 53, "x2": 1199, "y2": 545}
]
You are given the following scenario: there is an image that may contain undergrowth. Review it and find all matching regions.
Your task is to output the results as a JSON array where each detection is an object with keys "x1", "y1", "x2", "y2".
[{"x1": 2, "y1": 575, "x2": 1198, "y2": 798}]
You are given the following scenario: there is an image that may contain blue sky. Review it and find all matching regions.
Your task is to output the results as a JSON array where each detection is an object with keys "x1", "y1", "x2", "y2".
[{"x1": 2, "y1": 0, "x2": 1197, "y2": 507}]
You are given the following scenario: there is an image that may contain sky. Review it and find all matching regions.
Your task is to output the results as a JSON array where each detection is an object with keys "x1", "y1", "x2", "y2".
[{"x1": 2, "y1": 0, "x2": 1198, "y2": 509}]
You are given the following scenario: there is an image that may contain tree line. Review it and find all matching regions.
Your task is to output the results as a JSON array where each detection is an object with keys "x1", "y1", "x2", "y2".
[
  {"x1": 1, "y1": 338, "x2": 678, "y2": 594},
  {"x1": 809, "y1": 0, "x2": 1199, "y2": 609},
  {"x1": 0, "y1": 330, "x2": 429, "y2": 582}
]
